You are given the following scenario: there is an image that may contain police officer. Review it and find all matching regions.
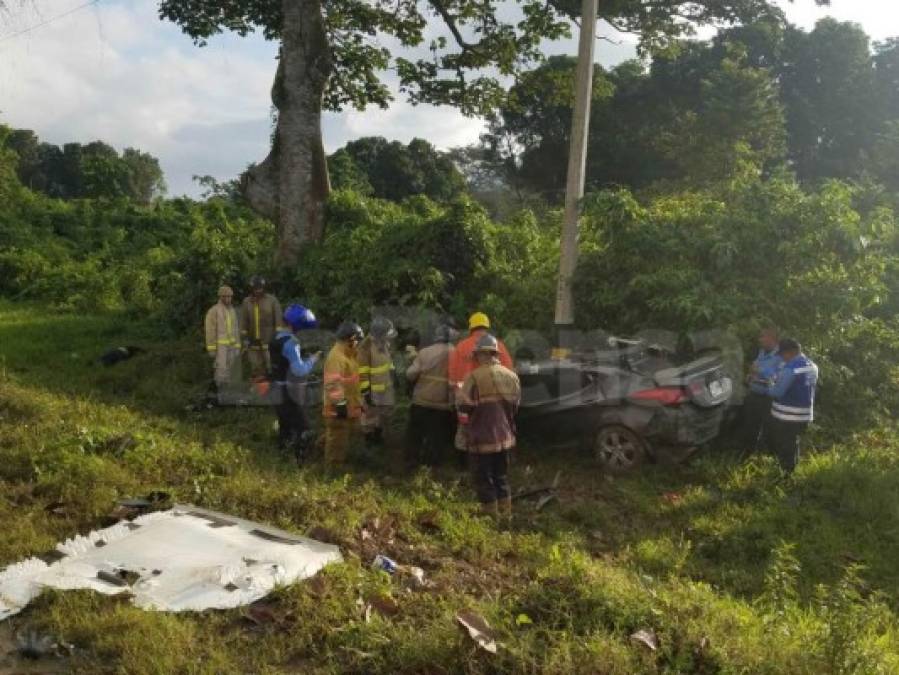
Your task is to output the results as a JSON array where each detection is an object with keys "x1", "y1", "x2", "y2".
[
  {"x1": 765, "y1": 338, "x2": 818, "y2": 475},
  {"x1": 269, "y1": 304, "x2": 320, "y2": 463},
  {"x1": 738, "y1": 326, "x2": 782, "y2": 455}
]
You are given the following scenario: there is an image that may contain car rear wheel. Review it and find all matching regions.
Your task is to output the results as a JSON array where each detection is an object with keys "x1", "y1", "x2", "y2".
[{"x1": 594, "y1": 425, "x2": 646, "y2": 473}]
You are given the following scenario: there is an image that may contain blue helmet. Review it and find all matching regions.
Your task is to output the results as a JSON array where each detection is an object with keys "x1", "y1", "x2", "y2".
[{"x1": 284, "y1": 304, "x2": 317, "y2": 331}]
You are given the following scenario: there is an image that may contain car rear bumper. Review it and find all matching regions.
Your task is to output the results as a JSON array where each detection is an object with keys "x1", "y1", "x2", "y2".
[{"x1": 642, "y1": 404, "x2": 726, "y2": 447}]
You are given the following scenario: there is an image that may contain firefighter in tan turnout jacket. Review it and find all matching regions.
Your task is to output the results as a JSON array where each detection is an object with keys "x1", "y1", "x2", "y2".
[
  {"x1": 458, "y1": 333, "x2": 521, "y2": 523},
  {"x1": 204, "y1": 285, "x2": 241, "y2": 393},
  {"x1": 358, "y1": 317, "x2": 397, "y2": 449},
  {"x1": 405, "y1": 323, "x2": 456, "y2": 465},
  {"x1": 240, "y1": 275, "x2": 284, "y2": 377}
]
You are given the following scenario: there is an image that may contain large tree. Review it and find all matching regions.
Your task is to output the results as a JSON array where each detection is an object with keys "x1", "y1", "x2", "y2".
[{"x1": 158, "y1": 0, "x2": 825, "y2": 265}]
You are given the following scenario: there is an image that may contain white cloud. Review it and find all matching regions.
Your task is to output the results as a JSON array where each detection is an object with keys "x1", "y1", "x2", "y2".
[
  {"x1": 0, "y1": 0, "x2": 277, "y2": 195},
  {"x1": 778, "y1": 0, "x2": 899, "y2": 41}
]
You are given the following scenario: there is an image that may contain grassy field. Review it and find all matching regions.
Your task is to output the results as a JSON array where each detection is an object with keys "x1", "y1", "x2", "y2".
[{"x1": 1, "y1": 300, "x2": 899, "y2": 673}]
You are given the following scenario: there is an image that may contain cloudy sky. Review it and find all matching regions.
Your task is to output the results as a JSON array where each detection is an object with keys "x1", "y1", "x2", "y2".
[{"x1": 0, "y1": 0, "x2": 895, "y2": 196}]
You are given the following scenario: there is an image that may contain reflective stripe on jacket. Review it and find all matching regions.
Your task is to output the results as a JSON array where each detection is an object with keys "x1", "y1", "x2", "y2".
[
  {"x1": 322, "y1": 342, "x2": 362, "y2": 418},
  {"x1": 407, "y1": 343, "x2": 453, "y2": 410},
  {"x1": 357, "y1": 336, "x2": 395, "y2": 406},
  {"x1": 459, "y1": 361, "x2": 521, "y2": 453},
  {"x1": 769, "y1": 354, "x2": 818, "y2": 423},
  {"x1": 448, "y1": 329, "x2": 513, "y2": 391},
  {"x1": 240, "y1": 294, "x2": 284, "y2": 348},
  {"x1": 204, "y1": 302, "x2": 240, "y2": 354}
]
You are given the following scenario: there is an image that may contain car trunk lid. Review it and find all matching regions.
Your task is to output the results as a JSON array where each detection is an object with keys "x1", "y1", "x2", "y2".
[{"x1": 652, "y1": 355, "x2": 733, "y2": 408}]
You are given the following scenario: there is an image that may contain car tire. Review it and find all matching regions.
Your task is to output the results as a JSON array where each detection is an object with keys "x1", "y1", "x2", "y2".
[{"x1": 593, "y1": 425, "x2": 646, "y2": 474}]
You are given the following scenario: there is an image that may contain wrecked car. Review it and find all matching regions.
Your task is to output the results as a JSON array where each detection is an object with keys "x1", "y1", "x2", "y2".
[{"x1": 516, "y1": 337, "x2": 734, "y2": 473}]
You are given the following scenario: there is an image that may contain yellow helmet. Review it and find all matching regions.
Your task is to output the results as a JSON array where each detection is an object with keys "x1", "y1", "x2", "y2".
[{"x1": 468, "y1": 312, "x2": 490, "y2": 330}]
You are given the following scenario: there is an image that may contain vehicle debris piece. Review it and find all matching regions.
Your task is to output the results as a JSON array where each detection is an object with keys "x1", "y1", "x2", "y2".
[
  {"x1": 371, "y1": 554, "x2": 397, "y2": 574},
  {"x1": 630, "y1": 628, "x2": 659, "y2": 651},
  {"x1": 514, "y1": 471, "x2": 561, "y2": 509},
  {"x1": 456, "y1": 609, "x2": 499, "y2": 654},
  {"x1": 0, "y1": 505, "x2": 341, "y2": 621}
]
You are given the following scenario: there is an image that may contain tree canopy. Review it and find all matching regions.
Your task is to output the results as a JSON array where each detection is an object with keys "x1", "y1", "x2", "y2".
[
  {"x1": 4, "y1": 129, "x2": 166, "y2": 203},
  {"x1": 481, "y1": 16, "x2": 899, "y2": 201},
  {"x1": 155, "y1": 0, "x2": 828, "y2": 261},
  {"x1": 329, "y1": 137, "x2": 466, "y2": 202}
]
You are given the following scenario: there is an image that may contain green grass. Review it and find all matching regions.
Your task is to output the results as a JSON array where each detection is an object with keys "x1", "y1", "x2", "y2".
[{"x1": 2, "y1": 299, "x2": 899, "y2": 673}]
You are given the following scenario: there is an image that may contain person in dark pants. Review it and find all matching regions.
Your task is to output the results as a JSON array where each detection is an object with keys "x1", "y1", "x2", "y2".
[
  {"x1": 764, "y1": 338, "x2": 818, "y2": 475},
  {"x1": 405, "y1": 324, "x2": 457, "y2": 466},
  {"x1": 458, "y1": 334, "x2": 521, "y2": 523},
  {"x1": 738, "y1": 327, "x2": 782, "y2": 456},
  {"x1": 269, "y1": 304, "x2": 321, "y2": 463}
]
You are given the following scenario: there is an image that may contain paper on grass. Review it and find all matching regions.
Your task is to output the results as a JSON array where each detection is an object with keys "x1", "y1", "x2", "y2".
[{"x1": 0, "y1": 505, "x2": 342, "y2": 621}]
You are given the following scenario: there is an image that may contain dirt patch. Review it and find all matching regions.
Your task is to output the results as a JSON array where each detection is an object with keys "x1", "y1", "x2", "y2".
[{"x1": 0, "y1": 624, "x2": 70, "y2": 674}]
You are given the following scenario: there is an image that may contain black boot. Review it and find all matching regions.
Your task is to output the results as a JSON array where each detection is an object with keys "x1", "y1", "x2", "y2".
[{"x1": 294, "y1": 430, "x2": 315, "y2": 466}]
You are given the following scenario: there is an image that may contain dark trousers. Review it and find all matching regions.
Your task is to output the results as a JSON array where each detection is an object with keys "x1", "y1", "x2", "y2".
[
  {"x1": 470, "y1": 450, "x2": 511, "y2": 504},
  {"x1": 274, "y1": 384, "x2": 310, "y2": 458},
  {"x1": 738, "y1": 392, "x2": 773, "y2": 453},
  {"x1": 770, "y1": 418, "x2": 807, "y2": 474},
  {"x1": 405, "y1": 405, "x2": 455, "y2": 466}
]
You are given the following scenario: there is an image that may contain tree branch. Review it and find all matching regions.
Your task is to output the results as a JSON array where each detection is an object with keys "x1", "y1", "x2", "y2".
[{"x1": 429, "y1": 0, "x2": 480, "y2": 52}]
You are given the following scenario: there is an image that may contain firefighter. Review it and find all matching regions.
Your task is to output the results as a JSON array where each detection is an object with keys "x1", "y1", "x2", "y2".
[
  {"x1": 358, "y1": 317, "x2": 397, "y2": 449},
  {"x1": 738, "y1": 326, "x2": 783, "y2": 456},
  {"x1": 240, "y1": 275, "x2": 284, "y2": 377},
  {"x1": 269, "y1": 304, "x2": 321, "y2": 463},
  {"x1": 322, "y1": 321, "x2": 364, "y2": 465},
  {"x1": 405, "y1": 323, "x2": 456, "y2": 466},
  {"x1": 458, "y1": 333, "x2": 521, "y2": 522},
  {"x1": 765, "y1": 338, "x2": 818, "y2": 475},
  {"x1": 204, "y1": 285, "x2": 241, "y2": 397},
  {"x1": 448, "y1": 312, "x2": 513, "y2": 463}
]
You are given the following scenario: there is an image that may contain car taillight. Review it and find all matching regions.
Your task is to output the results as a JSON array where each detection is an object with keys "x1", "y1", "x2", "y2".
[{"x1": 630, "y1": 387, "x2": 687, "y2": 406}]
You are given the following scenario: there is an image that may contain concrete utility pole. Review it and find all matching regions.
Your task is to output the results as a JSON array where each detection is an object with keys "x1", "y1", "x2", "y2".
[{"x1": 554, "y1": 0, "x2": 597, "y2": 346}]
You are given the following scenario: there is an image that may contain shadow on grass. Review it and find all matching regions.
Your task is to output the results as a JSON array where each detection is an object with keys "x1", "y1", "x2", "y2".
[{"x1": 508, "y1": 435, "x2": 899, "y2": 608}]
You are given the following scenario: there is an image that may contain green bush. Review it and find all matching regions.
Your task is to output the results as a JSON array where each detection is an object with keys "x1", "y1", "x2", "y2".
[
  {"x1": 574, "y1": 177, "x2": 899, "y2": 434},
  {"x1": 291, "y1": 190, "x2": 558, "y2": 331},
  {"x1": 3, "y1": 135, "x2": 899, "y2": 435}
]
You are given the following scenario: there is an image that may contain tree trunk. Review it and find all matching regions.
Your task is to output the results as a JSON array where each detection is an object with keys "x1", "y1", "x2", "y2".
[{"x1": 241, "y1": 0, "x2": 332, "y2": 267}]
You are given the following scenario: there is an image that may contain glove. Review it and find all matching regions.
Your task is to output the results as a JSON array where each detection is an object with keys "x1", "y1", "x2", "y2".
[{"x1": 335, "y1": 401, "x2": 348, "y2": 419}]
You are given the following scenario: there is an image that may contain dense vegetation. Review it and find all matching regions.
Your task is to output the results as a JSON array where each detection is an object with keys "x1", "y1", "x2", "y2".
[
  {"x1": 3, "y1": 15, "x2": 899, "y2": 670},
  {"x1": 2, "y1": 303, "x2": 899, "y2": 673}
]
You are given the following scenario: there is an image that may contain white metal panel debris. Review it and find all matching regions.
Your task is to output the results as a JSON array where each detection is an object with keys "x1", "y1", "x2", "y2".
[{"x1": 0, "y1": 505, "x2": 342, "y2": 621}]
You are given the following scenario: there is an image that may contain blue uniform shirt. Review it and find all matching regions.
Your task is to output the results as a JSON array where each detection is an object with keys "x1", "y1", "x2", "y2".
[
  {"x1": 274, "y1": 330, "x2": 317, "y2": 381},
  {"x1": 767, "y1": 353, "x2": 818, "y2": 422},
  {"x1": 749, "y1": 348, "x2": 783, "y2": 394}
]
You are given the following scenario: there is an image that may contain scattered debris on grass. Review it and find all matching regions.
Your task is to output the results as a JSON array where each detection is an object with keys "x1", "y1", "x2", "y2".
[
  {"x1": 456, "y1": 609, "x2": 499, "y2": 654},
  {"x1": 630, "y1": 628, "x2": 659, "y2": 651}
]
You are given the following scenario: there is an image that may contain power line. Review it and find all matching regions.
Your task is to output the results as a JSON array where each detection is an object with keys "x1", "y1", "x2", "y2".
[{"x1": 0, "y1": 0, "x2": 100, "y2": 44}]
